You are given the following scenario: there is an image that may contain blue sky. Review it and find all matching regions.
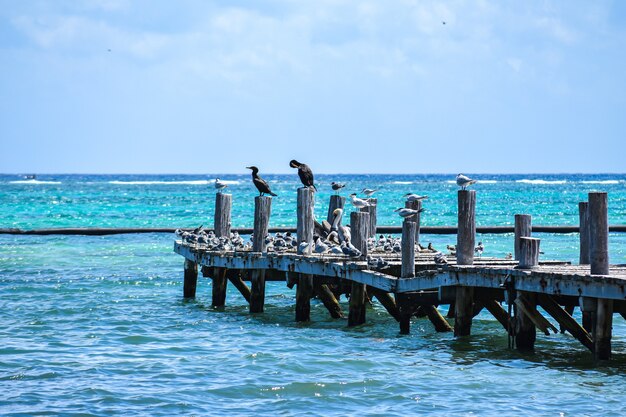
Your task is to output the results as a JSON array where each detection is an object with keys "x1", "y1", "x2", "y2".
[{"x1": 1, "y1": 0, "x2": 625, "y2": 174}]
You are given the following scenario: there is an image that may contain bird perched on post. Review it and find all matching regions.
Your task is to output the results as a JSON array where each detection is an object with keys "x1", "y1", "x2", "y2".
[
  {"x1": 214, "y1": 178, "x2": 228, "y2": 193},
  {"x1": 331, "y1": 182, "x2": 346, "y2": 194},
  {"x1": 404, "y1": 193, "x2": 428, "y2": 202},
  {"x1": 362, "y1": 188, "x2": 377, "y2": 197},
  {"x1": 246, "y1": 166, "x2": 277, "y2": 196},
  {"x1": 289, "y1": 160, "x2": 316, "y2": 191},
  {"x1": 394, "y1": 207, "x2": 424, "y2": 218},
  {"x1": 350, "y1": 193, "x2": 373, "y2": 209},
  {"x1": 456, "y1": 174, "x2": 477, "y2": 190}
]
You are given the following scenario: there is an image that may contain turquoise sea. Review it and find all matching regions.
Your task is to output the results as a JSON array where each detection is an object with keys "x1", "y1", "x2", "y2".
[{"x1": 2, "y1": 173, "x2": 626, "y2": 416}]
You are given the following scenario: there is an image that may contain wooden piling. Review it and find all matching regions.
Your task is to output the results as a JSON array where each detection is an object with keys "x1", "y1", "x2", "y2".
[
  {"x1": 227, "y1": 270, "x2": 251, "y2": 303},
  {"x1": 514, "y1": 214, "x2": 532, "y2": 261},
  {"x1": 579, "y1": 201, "x2": 590, "y2": 265},
  {"x1": 250, "y1": 196, "x2": 272, "y2": 313},
  {"x1": 214, "y1": 193, "x2": 232, "y2": 238},
  {"x1": 348, "y1": 211, "x2": 369, "y2": 327},
  {"x1": 595, "y1": 298, "x2": 613, "y2": 360},
  {"x1": 514, "y1": 292, "x2": 537, "y2": 350},
  {"x1": 457, "y1": 190, "x2": 476, "y2": 265},
  {"x1": 401, "y1": 220, "x2": 417, "y2": 278},
  {"x1": 518, "y1": 237, "x2": 540, "y2": 269},
  {"x1": 211, "y1": 267, "x2": 228, "y2": 307},
  {"x1": 327, "y1": 195, "x2": 345, "y2": 224},
  {"x1": 296, "y1": 188, "x2": 314, "y2": 322},
  {"x1": 313, "y1": 282, "x2": 344, "y2": 319},
  {"x1": 405, "y1": 199, "x2": 422, "y2": 245},
  {"x1": 369, "y1": 287, "x2": 400, "y2": 322},
  {"x1": 360, "y1": 198, "x2": 377, "y2": 238},
  {"x1": 183, "y1": 259, "x2": 198, "y2": 298},
  {"x1": 589, "y1": 192, "x2": 609, "y2": 275},
  {"x1": 454, "y1": 287, "x2": 474, "y2": 336}
]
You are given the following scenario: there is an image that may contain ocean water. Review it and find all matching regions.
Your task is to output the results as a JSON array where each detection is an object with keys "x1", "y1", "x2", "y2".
[{"x1": 1, "y1": 173, "x2": 626, "y2": 416}]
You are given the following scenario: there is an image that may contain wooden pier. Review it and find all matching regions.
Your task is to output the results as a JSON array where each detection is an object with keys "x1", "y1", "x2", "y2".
[{"x1": 174, "y1": 190, "x2": 626, "y2": 361}]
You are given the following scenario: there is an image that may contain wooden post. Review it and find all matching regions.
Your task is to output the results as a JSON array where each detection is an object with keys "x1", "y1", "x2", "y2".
[
  {"x1": 514, "y1": 292, "x2": 536, "y2": 350},
  {"x1": 454, "y1": 287, "x2": 474, "y2": 336},
  {"x1": 313, "y1": 282, "x2": 344, "y2": 319},
  {"x1": 211, "y1": 268, "x2": 228, "y2": 307},
  {"x1": 579, "y1": 201, "x2": 590, "y2": 265},
  {"x1": 296, "y1": 188, "x2": 314, "y2": 322},
  {"x1": 397, "y1": 220, "x2": 417, "y2": 333},
  {"x1": 212, "y1": 195, "x2": 231, "y2": 307},
  {"x1": 360, "y1": 198, "x2": 377, "y2": 238},
  {"x1": 368, "y1": 287, "x2": 400, "y2": 321},
  {"x1": 183, "y1": 259, "x2": 198, "y2": 298},
  {"x1": 588, "y1": 192, "x2": 609, "y2": 275},
  {"x1": 537, "y1": 294, "x2": 593, "y2": 351},
  {"x1": 327, "y1": 195, "x2": 345, "y2": 224},
  {"x1": 518, "y1": 237, "x2": 540, "y2": 269},
  {"x1": 250, "y1": 196, "x2": 272, "y2": 313},
  {"x1": 227, "y1": 270, "x2": 251, "y2": 303},
  {"x1": 457, "y1": 190, "x2": 476, "y2": 265},
  {"x1": 514, "y1": 214, "x2": 532, "y2": 261},
  {"x1": 348, "y1": 211, "x2": 369, "y2": 327},
  {"x1": 214, "y1": 193, "x2": 232, "y2": 238},
  {"x1": 595, "y1": 299, "x2": 613, "y2": 360},
  {"x1": 405, "y1": 199, "x2": 422, "y2": 245}
]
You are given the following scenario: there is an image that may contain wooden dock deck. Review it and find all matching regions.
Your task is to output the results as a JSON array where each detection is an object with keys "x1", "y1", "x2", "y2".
[{"x1": 174, "y1": 190, "x2": 625, "y2": 361}]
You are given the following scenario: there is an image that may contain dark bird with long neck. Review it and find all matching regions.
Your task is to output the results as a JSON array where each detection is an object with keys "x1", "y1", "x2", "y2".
[
  {"x1": 246, "y1": 166, "x2": 277, "y2": 196},
  {"x1": 289, "y1": 159, "x2": 317, "y2": 191}
]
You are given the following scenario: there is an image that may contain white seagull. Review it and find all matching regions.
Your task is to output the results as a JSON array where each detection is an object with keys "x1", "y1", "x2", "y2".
[
  {"x1": 350, "y1": 193, "x2": 373, "y2": 209},
  {"x1": 394, "y1": 207, "x2": 423, "y2": 218},
  {"x1": 215, "y1": 178, "x2": 228, "y2": 192},
  {"x1": 456, "y1": 174, "x2": 477, "y2": 190},
  {"x1": 404, "y1": 193, "x2": 428, "y2": 202},
  {"x1": 361, "y1": 188, "x2": 378, "y2": 197}
]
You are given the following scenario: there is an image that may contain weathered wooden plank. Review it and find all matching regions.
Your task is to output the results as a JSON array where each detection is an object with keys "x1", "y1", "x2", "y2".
[
  {"x1": 514, "y1": 214, "x2": 532, "y2": 261},
  {"x1": 401, "y1": 220, "x2": 417, "y2": 278},
  {"x1": 579, "y1": 201, "x2": 590, "y2": 265},
  {"x1": 368, "y1": 287, "x2": 400, "y2": 321},
  {"x1": 537, "y1": 293, "x2": 593, "y2": 352},
  {"x1": 227, "y1": 270, "x2": 251, "y2": 303},
  {"x1": 348, "y1": 211, "x2": 370, "y2": 326},
  {"x1": 360, "y1": 198, "x2": 377, "y2": 238},
  {"x1": 405, "y1": 199, "x2": 422, "y2": 245},
  {"x1": 314, "y1": 282, "x2": 344, "y2": 319},
  {"x1": 518, "y1": 237, "x2": 540, "y2": 269},
  {"x1": 250, "y1": 196, "x2": 272, "y2": 313},
  {"x1": 214, "y1": 193, "x2": 232, "y2": 238},
  {"x1": 589, "y1": 192, "x2": 609, "y2": 275}
]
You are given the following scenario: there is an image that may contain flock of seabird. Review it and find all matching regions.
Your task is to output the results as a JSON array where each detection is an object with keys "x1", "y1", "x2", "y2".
[{"x1": 185, "y1": 164, "x2": 484, "y2": 264}]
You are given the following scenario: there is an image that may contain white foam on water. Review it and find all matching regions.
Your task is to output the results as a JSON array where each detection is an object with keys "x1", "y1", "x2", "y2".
[
  {"x1": 581, "y1": 180, "x2": 620, "y2": 184},
  {"x1": 479, "y1": 180, "x2": 498, "y2": 184},
  {"x1": 516, "y1": 179, "x2": 567, "y2": 185},
  {"x1": 9, "y1": 180, "x2": 62, "y2": 184},
  {"x1": 109, "y1": 180, "x2": 211, "y2": 185},
  {"x1": 392, "y1": 181, "x2": 413, "y2": 185},
  {"x1": 211, "y1": 179, "x2": 240, "y2": 185}
]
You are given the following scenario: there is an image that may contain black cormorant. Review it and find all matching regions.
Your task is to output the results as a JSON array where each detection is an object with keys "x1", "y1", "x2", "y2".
[
  {"x1": 289, "y1": 160, "x2": 316, "y2": 191},
  {"x1": 246, "y1": 166, "x2": 277, "y2": 196}
]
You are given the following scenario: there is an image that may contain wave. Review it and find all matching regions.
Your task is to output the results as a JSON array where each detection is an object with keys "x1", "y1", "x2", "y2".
[
  {"x1": 581, "y1": 180, "x2": 620, "y2": 185},
  {"x1": 108, "y1": 180, "x2": 240, "y2": 185},
  {"x1": 392, "y1": 181, "x2": 413, "y2": 185},
  {"x1": 9, "y1": 180, "x2": 62, "y2": 184},
  {"x1": 516, "y1": 179, "x2": 567, "y2": 185},
  {"x1": 479, "y1": 180, "x2": 498, "y2": 184}
]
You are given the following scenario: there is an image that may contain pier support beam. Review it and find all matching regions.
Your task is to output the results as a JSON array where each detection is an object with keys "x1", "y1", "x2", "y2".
[
  {"x1": 457, "y1": 190, "x2": 476, "y2": 265},
  {"x1": 348, "y1": 211, "x2": 369, "y2": 327},
  {"x1": 211, "y1": 268, "x2": 228, "y2": 307},
  {"x1": 250, "y1": 196, "x2": 272, "y2": 314},
  {"x1": 594, "y1": 299, "x2": 613, "y2": 360},
  {"x1": 514, "y1": 292, "x2": 537, "y2": 350},
  {"x1": 214, "y1": 193, "x2": 232, "y2": 238},
  {"x1": 314, "y1": 282, "x2": 344, "y2": 319},
  {"x1": 405, "y1": 199, "x2": 422, "y2": 245},
  {"x1": 514, "y1": 214, "x2": 532, "y2": 261},
  {"x1": 454, "y1": 287, "x2": 474, "y2": 336},
  {"x1": 537, "y1": 294, "x2": 593, "y2": 352},
  {"x1": 227, "y1": 270, "x2": 251, "y2": 303},
  {"x1": 183, "y1": 259, "x2": 198, "y2": 298},
  {"x1": 360, "y1": 198, "x2": 377, "y2": 238},
  {"x1": 398, "y1": 219, "x2": 416, "y2": 333}
]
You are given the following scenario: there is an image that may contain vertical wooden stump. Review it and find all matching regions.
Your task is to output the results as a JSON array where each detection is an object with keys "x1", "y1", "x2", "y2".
[
  {"x1": 214, "y1": 193, "x2": 232, "y2": 238},
  {"x1": 327, "y1": 195, "x2": 345, "y2": 224},
  {"x1": 579, "y1": 296, "x2": 596, "y2": 333},
  {"x1": 348, "y1": 211, "x2": 369, "y2": 327},
  {"x1": 360, "y1": 198, "x2": 377, "y2": 238},
  {"x1": 405, "y1": 199, "x2": 422, "y2": 245},
  {"x1": 595, "y1": 298, "x2": 613, "y2": 360},
  {"x1": 514, "y1": 292, "x2": 537, "y2": 350},
  {"x1": 578, "y1": 201, "x2": 590, "y2": 265},
  {"x1": 183, "y1": 259, "x2": 198, "y2": 298},
  {"x1": 589, "y1": 192, "x2": 609, "y2": 275},
  {"x1": 296, "y1": 188, "x2": 314, "y2": 322},
  {"x1": 454, "y1": 287, "x2": 474, "y2": 336},
  {"x1": 397, "y1": 220, "x2": 417, "y2": 334},
  {"x1": 457, "y1": 190, "x2": 476, "y2": 265},
  {"x1": 514, "y1": 214, "x2": 532, "y2": 261},
  {"x1": 518, "y1": 237, "x2": 540, "y2": 269},
  {"x1": 250, "y1": 196, "x2": 272, "y2": 314}
]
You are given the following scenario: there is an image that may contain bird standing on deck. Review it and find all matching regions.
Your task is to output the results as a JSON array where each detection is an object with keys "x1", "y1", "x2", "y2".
[
  {"x1": 475, "y1": 241, "x2": 484, "y2": 257},
  {"x1": 289, "y1": 160, "x2": 317, "y2": 191},
  {"x1": 456, "y1": 174, "x2": 477, "y2": 190},
  {"x1": 215, "y1": 178, "x2": 228, "y2": 193},
  {"x1": 246, "y1": 166, "x2": 277, "y2": 196}
]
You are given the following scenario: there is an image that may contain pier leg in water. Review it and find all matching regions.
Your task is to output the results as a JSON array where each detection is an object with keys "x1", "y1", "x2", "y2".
[
  {"x1": 514, "y1": 214, "x2": 532, "y2": 261},
  {"x1": 454, "y1": 287, "x2": 474, "y2": 336},
  {"x1": 348, "y1": 283, "x2": 367, "y2": 326},
  {"x1": 514, "y1": 292, "x2": 537, "y2": 350},
  {"x1": 314, "y1": 282, "x2": 344, "y2": 319},
  {"x1": 457, "y1": 190, "x2": 476, "y2": 266},
  {"x1": 594, "y1": 299, "x2": 613, "y2": 360},
  {"x1": 227, "y1": 270, "x2": 251, "y2": 303},
  {"x1": 250, "y1": 270, "x2": 266, "y2": 313},
  {"x1": 211, "y1": 267, "x2": 228, "y2": 307},
  {"x1": 183, "y1": 259, "x2": 198, "y2": 298},
  {"x1": 296, "y1": 274, "x2": 313, "y2": 322},
  {"x1": 249, "y1": 196, "x2": 272, "y2": 314}
]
